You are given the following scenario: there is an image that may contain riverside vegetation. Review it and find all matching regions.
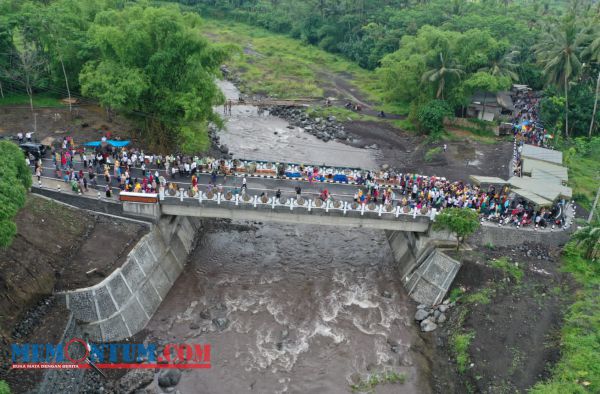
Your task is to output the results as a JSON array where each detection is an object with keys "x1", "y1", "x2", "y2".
[{"x1": 1, "y1": 1, "x2": 599, "y2": 393}]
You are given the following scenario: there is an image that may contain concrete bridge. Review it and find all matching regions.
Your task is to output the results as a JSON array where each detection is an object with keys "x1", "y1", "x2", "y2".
[{"x1": 120, "y1": 190, "x2": 460, "y2": 309}]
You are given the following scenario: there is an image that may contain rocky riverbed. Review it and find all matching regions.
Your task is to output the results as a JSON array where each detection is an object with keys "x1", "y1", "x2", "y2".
[{"x1": 267, "y1": 106, "x2": 354, "y2": 144}]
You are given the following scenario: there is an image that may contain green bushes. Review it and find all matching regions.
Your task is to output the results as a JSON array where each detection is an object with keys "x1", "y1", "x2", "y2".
[
  {"x1": 417, "y1": 100, "x2": 452, "y2": 136},
  {"x1": 452, "y1": 331, "x2": 475, "y2": 374},
  {"x1": 0, "y1": 380, "x2": 10, "y2": 394},
  {"x1": 531, "y1": 243, "x2": 600, "y2": 393},
  {"x1": 424, "y1": 146, "x2": 443, "y2": 162},
  {"x1": 0, "y1": 141, "x2": 31, "y2": 247}
]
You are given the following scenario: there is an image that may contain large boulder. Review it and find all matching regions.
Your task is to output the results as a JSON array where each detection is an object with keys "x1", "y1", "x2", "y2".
[
  {"x1": 414, "y1": 309, "x2": 429, "y2": 321},
  {"x1": 157, "y1": 369, "x2": 182, "y2": 388},
  {"x1": 420, "y1": 318, "x2": 438, "y2": 332}
]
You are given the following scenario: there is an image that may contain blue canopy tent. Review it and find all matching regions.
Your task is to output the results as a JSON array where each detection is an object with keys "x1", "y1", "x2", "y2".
[{"x1": 83, "y1": 140, "x2": 131, "y2": 148}]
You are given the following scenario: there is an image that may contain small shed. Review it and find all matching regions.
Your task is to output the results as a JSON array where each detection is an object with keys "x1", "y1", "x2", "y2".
[{"x1": 466, "y1": 91, "x2": 514, "y2": 121}]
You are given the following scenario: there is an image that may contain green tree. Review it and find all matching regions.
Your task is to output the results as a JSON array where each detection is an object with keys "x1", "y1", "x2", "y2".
[
  {"x1": 0, "y1": 379, "x2": 10, "y2": 394},
  {"x1": 535, "y1": 15, "x2": 587, "y2": 138},
  {"x1": 433, "y1": 208, "x2": 480, "y2": 250},
  {"x1": 79, "y1": 4, "x2": 229, "y2": 152},
  {"x1": 0, "y1": 141, "x2": 31, "y2": 248},
  {"x1": 421, "y1": 51, "x2": 464, "y2": 99},
  {"x1": 416, "y1": 99, "x2": 452, "y2": 135}
]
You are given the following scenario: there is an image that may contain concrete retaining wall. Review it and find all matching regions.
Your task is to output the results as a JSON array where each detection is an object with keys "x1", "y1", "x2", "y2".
[
  {"x1": 470, "y1": 225, "x2": 571, "y2": 248},
  {"x1": 57, "y1": 215, "x2": 202, "y2": 341}
]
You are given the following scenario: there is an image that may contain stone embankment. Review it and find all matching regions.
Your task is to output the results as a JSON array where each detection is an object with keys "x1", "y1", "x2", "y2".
[
  {"x1": 268, "y1": 106, "x2": 356, "y2": 143},
  {"x1": 56, "y1": 215, "x2": 202, "y2": 341},
  {"x1": 414, "y1": 301, "x2": 454, "y2": 332}
]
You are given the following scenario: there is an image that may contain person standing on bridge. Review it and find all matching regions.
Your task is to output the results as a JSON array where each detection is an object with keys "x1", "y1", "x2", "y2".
[
  {"x1": 242, "y1": 175, "x2": 247, "y2": 191},
  {"x1": 295, "y1": 186, "x2": 301, "y2": 199}
]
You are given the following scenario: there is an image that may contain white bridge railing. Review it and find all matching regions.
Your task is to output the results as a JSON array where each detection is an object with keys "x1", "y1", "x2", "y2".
[{"x1": 159, "y1": 187, "x2": 437, "y2": 221}]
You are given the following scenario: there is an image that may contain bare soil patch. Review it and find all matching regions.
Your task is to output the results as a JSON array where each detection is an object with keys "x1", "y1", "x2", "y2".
[
  {"x1": 0, "y1": 196, "x2": 147, "y2": 393},
  {"x1": 423, "y1": 242, "x2": 574, "y2": 393},
  {"x1": 344, "y1": 120, "x2": 513, "y2": 182},
  {"x1": 0, "y1": 105, "x2": 134, "y2": 146}
]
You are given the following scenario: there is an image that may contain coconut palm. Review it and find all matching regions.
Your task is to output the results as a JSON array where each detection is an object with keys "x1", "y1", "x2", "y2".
[
  {"x1": 479, "y1": 50, "x2": 520, "y2": 81},
  {"x1": 583, "y1": 25, "x2": 600, "y2": 137},
  {"x1": 534, "y1": 16, "x2": 587, "y2": 138},
  {"x1": 421, "y1": 51, "x2": 464, "y2": 100},
  {"x1": 572, "y1": 223, "x2": 600, "y2": 261}
]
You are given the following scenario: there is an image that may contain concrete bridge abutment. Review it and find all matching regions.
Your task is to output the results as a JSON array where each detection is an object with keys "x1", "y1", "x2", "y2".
[{"x1": 385, "y1": 229, "x2": 461, "y2": 306}]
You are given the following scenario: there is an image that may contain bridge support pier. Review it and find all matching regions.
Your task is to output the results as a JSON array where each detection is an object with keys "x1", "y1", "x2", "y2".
[{"x1": 385, "y1": 230, "x2": 461, "y2": 306}]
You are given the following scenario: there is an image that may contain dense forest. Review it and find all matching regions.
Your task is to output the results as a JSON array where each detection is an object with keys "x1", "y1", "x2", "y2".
[
  {"x1": 0, "y1": 0, "x2": 229, "y2": 151},
  {"x1": 179, "y1": 0, "x2": 599, "y2": 139},
  {"x1": 0, "y1": 0, "x2": 598, "y2": 142}
]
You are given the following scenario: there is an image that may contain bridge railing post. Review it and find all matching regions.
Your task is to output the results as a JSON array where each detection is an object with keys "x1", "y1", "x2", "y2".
[
  {"x1": 412, "y1": 207, "x2": 417, "y2": 219},
  {"x1": 217, "y1": 192, "x2": 221, "y2": 205},
  {"x1": 361, "y1": 203, "x2": 365, "y2": 216},
  {"x1": 235, "y1": 193, "x2": 239, "y2": 206},
  {"x1": 325, "y1": 200, "x2": 330, "y2": 213},
  {"x1": 343, "y1": 201, "x2": 348, "y2": 215},
  {"x1": 253, "y1": 195, "x2": 258, "y2": 208},
  {"x1": 308, "y1": 199, "x2": 312, "y2": 212},
  {"x1": 179, "y1": 188, "x2": 184, "y2": 202},
  {"x1": 290, "y1": 198, "x2": 294, "y2": 211},
  {"x1": 378, "y1": 204, "x2": 383, "y2": 217},
  {"x1": 395, "y1": 205, "x2": 401, "y2": 218},
  {"x1": 159, "y1": 187, "x2": 165, "y2": 201}
]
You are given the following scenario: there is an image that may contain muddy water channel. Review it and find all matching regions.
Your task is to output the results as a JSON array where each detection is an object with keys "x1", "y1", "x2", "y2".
[
  {"x1": 216, "y1": 80, "x2": 379, "y2": 168},
  {"x1": 143, "y1": 82, "x2": 428, "y2": 393}
]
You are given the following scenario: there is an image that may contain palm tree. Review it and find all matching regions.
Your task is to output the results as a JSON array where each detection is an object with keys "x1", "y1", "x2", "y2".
[
  {"x1": 477, "y1": 50, "x2": 520, "y2": 117},
  {"x1": 535, "y1": 17, "x2": 587, "y2": 138},
  {"x1": 421, "y1": 51, "x2": 464, "y2": 100},
  {"x1": 583, "y1": 25, "x2": 600, "y2": 138},
  {"x1": 572, "y1": 223, "x2": 600, "y2": 261},
  {"x1": 479, "y1": 50, "x2": 520, "y2": 81}
]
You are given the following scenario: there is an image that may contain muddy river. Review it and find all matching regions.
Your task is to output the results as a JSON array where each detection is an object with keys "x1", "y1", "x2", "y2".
[
  {"x1": 216, "y1": 80, "x2": 379, "y2": 169},
  {"x1": 143, "y1": 82, "x2": 427, "y2": 393}
]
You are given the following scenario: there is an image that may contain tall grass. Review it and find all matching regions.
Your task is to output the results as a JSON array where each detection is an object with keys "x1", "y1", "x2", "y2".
[
  {"x1": 531, "y1": 243, "x2": 600, "y2": 393},
  {"x1": 0, "y1": 93, "x2": 65, "y2": 108}
]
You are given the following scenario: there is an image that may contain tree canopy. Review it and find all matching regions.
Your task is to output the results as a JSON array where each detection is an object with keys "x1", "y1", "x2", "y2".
[
  {"x1": 0, "y1": 141, "x2": 31, "y2": 248},
  {"x1": 0, "y1": 1, "x2": 230, "y2": 152},
  {"x1": 79, "y1": 4, "x2": 228, "y2": 151},
  {"x1": 433, "y1": 208, "x2": 480, "y2": 250}
]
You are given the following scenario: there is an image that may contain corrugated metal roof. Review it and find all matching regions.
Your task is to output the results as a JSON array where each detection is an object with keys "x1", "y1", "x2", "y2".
[
  {"x1": 469, "y1": 175, "x2": 508, "y2": 185},
  {"x1": 522, "y1": 158, "x2": 568, "y2": 183},
  {"x1": 512, "y1": 189, "x2": 553, "y2": 207},
  {"x1": 521, "y1": 145, "x2": 563, "y2": 165},
  {"x1": 509, "y1": 176, "x2": 572, "y2": 200}
]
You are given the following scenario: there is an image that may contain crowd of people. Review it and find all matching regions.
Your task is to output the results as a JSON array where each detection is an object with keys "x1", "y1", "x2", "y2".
[
  {"x1": 32, "y1": 129, "x2": 566, "y2": 229},
  {"x1": 510, "y1": 90, "x2": 554, "y2": 177}
]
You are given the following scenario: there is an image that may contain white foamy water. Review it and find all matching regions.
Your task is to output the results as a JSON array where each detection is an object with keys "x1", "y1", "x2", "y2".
[{"x1": 146, "y1": 223, "x2": 425, "y2": 394}]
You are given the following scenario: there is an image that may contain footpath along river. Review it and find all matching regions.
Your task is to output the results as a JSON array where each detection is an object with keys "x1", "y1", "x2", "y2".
[{"x1": 142, "y1": 82, "x2": 430, "y2": 393}]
